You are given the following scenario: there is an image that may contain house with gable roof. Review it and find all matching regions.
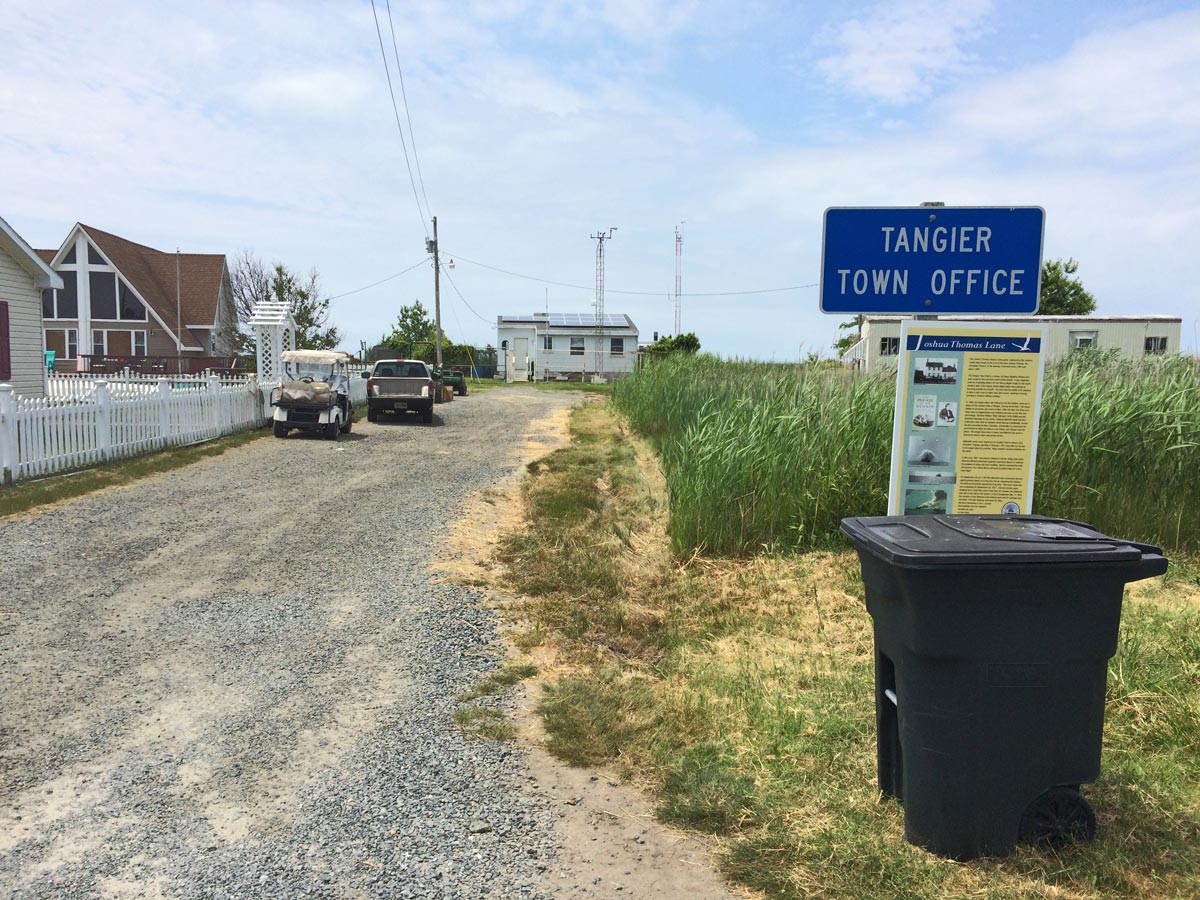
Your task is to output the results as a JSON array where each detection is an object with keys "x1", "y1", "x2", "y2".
[
  {"x1": 36, "y1": 224, "x2": 237, "y2": 374},
  {"x1": 1, "y1": 214, "x2": 64, "y2": 398}
]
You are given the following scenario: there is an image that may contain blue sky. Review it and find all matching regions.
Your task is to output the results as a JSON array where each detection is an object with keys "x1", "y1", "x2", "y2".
[{"x1": 4, "y1": 0, "x2": 1198, "y2": 356}]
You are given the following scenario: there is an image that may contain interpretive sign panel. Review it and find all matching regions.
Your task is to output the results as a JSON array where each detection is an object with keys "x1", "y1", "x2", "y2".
[
  {"x1": 820, "y1": 206, "x2": 1044, "y2": 314},
  {"x1": 887, "y1": 321, "x2": 1047, "y2": 516}
]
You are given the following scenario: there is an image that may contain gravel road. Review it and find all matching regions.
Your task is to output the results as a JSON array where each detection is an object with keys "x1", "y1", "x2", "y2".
[{"x1": 0, "y1": 388, "x2": 580, "y2": 899}]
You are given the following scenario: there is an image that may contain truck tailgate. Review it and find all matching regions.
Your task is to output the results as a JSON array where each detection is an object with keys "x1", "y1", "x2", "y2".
[{"x1": 371, "y1": 377, "x2": 430, "y2": 398}]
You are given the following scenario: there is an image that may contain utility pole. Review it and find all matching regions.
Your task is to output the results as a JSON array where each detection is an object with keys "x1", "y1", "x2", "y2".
[
  {"x1": 590, "y1": 227, "x2": 616, "y2": 378},
  {"x1": 427, "y1": 217, "x2": 443, "y2": 368},
  {"x1": 175, "y1": 248, "x2": 182, "y2": 372},
  {"x1": 674, "y1": 222, "x2": 684, "y2": 335}
]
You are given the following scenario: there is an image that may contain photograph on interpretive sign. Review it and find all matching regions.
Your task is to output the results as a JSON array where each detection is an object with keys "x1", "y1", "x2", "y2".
[
  {"x1": 904, "y1": 489, "x2": 948, "y2": 515},
  {"x1": 907, "y1": 435, "x2": 953, "y2": 467},
  {"x1": 912, "y1": 394, "x2": 936, "y2": 429},
  {"x1": 914, "y1": 358, "x2": 958, "y2": 384},
  {"x1": 908, "y1": 471, "x2": 956, "y2": 485},
  {"x1": 888, "y1": 321, "x2": 1047, "y2": 516}
]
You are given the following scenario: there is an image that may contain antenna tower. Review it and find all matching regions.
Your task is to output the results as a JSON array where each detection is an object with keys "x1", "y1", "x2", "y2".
[
  {"x1": 591, "y1": 227, "x2": 616, "y2": 377},
  {"x1": 674, "y1": 222, "x2": 684, "y2": 334}
]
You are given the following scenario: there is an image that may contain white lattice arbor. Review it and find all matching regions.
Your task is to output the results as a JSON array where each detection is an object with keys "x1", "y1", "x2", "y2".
[{"x1": 247, "y1": 302, "x2": 297, "y2": 383}]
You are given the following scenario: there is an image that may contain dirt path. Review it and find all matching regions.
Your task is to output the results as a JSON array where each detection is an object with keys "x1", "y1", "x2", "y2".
[{"x1": 0, "y1": 388, "x2": 743, "y2": 900}]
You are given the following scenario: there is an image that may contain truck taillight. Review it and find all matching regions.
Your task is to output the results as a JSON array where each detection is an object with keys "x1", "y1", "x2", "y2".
[
  {"x1": 428, "y1": 380, "x2": 435, "y2": 392},
  {"x1": 366, "y1": 378, "x2": 373, "y2": 392}
]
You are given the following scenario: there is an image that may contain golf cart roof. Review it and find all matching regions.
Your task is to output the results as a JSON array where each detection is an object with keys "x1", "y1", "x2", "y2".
[{"x1": 280, "y1": 349, "x2": 349, "y2": 364}]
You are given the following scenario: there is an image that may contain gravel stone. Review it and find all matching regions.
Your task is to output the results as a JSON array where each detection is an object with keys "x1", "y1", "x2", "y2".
[{"x1": 0, "y1": 389, "x2": 577, "y2": 899}]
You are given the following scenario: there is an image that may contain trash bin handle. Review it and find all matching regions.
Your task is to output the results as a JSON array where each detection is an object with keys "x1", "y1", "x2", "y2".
[{"x1": 1134, "y1": 552, "x2": 1169, "y2": 579}]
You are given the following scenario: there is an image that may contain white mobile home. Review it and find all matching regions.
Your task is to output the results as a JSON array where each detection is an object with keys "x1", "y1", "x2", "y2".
[
  {"x1": 497, "y1": 312, "x2": 639, "y2": 381},
  {"x1": 1, "y1": 215, "x2": 64, "y2": 398},
  {"x1": 842, "y1": 315, "x2": 1183, "y2": 373}
]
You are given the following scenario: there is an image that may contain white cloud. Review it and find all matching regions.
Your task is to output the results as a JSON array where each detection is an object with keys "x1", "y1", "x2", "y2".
[
  {"x1": 939, "y1": 10, "x2": 1200, "y2": 161},
  {"x1": 245, "y1": 68, "x2": 372, "y2": 116},
  {"x1": 818, "y1": 0, "x2": 993, "y2": 103}
]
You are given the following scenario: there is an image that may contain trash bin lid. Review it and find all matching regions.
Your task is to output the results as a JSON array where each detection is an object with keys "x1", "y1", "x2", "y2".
[{"x1": 840, "y1": 514, "x2": 1163, "y2": 568}]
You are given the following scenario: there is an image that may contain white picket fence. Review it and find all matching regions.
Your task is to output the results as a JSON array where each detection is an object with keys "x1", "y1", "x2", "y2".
[
  {"x1": 47, "y1": 371, "x2": 254, "y2": 401},
  {"x1": 0, "y1": 376, "x2": 267, "y2": 482}
]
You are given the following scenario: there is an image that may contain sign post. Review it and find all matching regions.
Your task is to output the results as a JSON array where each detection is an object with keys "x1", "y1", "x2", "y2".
[{"x1": 887, "y1": 320, "x2": 1047, "y2": 516}]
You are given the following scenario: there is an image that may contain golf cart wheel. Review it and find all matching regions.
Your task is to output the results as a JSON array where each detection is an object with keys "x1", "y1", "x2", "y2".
[
  {"x1": 1018, "y1": 787, "x2": 1096, "y2": 847},
  {"x1": 273, "y1": 421, "x2": 289, "y2": 438},
  {"x1": 341, "y1": 413, "x2": 352, "y2": 433},
  {"x1": 325, "y1": 420, "x2": 340, "y2": 440},
  {"x1": 458, "y1": 385, "x2": 467, "y2": 396}
]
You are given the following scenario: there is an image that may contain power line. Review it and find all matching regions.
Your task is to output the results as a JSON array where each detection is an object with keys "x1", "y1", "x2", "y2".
[
  {"x1": 326, "y1": 258, "x2": 427, "y2": 301},
  {"x1": 384, "y1": 0, "x2": 432, "y2": 220},
  {"x1": 369, "y1": 0, "x2": 428, "y2": 237},
  {"x1": 443, "y1": 251, "x2": 818, "y2": 297},
  {"x1": 440, "y1": 265, "x2": 496, "y2": 325}
]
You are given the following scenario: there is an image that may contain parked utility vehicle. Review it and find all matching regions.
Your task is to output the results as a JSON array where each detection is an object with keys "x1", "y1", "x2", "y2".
[
  {"x1": 365, "y1": 359, "x2": 437, "y2": 424},
  {"x1": 436, "y1": 366, "x2": 468, "y2": 396},
  {"x1": 271, "y1": 349, "x2": 353, "y2": 439}
]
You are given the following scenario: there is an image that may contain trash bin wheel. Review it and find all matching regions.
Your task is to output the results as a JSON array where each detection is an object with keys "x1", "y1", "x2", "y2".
[{"x1": 1018, "y1": 787, "x2": 1096, "y2": 847}]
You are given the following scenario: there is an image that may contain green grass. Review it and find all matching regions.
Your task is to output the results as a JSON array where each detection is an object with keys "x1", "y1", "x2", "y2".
[
  {"x1": 453, "y1": 705, "x2": 517, "y2": 741},
  {"x1": 0, "y1": 425, "x2": 273, "y2": 518},
  {"x1": 498, "y1": 399, "x2": 1200, "y2": 900},
  {"x1": 457, "y1": 663, "x2": 538, "y2": 702},
  {"x1": 612, "y1": 352, "x2": 1200, "y2": 555}
]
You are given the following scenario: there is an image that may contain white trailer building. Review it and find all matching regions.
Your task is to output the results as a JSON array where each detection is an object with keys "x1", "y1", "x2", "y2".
[
  {"x1": 497, "y1": 312, "x2": 639, "y2": 382},
  {"x1": 841, "y1": 315, "x2": 1183, "y2": 373}
]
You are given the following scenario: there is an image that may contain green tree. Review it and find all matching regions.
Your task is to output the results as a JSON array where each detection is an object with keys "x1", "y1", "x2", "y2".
[
  {"x1": 833, "y1": 315, "x2": 864, "y2": 355},
  {"x1": 229, "y1": 254, "x2": 340, "y2": 353},
  {"x1": 385, "y1": 300, "x2": 438, "y2": 352},
  {"x1": 1038, "y1": 258, "x2": 1096, "y2": 315},
  {"x1": 647, "y1": 332, "x2": 701, "y2": 354},
  {"x1": 273, "y1": 266, "x2": 340, "y2": 350}
]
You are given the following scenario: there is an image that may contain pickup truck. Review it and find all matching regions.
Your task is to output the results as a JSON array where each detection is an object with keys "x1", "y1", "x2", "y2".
[{"x1": 365, "y1": 359, "x2": 437, "y2": 424}]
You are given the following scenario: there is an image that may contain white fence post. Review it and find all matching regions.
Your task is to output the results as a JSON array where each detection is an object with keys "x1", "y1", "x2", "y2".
[
  {"x1": 95, "y1": 380, "x2": 112, "y2": 461},
  {"x1": 0, "y1": 384, "x2": 15, "y2": 484},
  {"x1": 158, "y1": 378, "x2": 171, "y2": 447},
  {"x1": 207, "y1": 374, "x2": 221, "y2": 435}
]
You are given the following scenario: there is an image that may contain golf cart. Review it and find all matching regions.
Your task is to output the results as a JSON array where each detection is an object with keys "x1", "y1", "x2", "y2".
[{"x1": 271, "y1": 349, "x2": 354, "y2": 439}]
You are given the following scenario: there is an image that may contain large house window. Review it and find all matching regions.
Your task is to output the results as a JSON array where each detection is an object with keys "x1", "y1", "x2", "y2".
[
  {"x1": 1070, "y1": 331, "x2": 1098, "y2": 351},
  {"x1": 90, "y1": 272, "x2": 118, "y2": 319},
  {"x1": 542, "y1": 334, "x2": 553, "y2": 351},
  {"x1": 61, "y1": 244, "x2": 77, "y2": 264},
  {"x1": 570, "y1": 337, "x2": 585, "y2": 356},
  {"x1": 45, "y1": 328, "x2": 78, "y2": 360},
  {"x1": 1145, "y1": 336, "x2": 1167, "y2": 355},
  {"x1": 118, "y1": 279, "x2": 146, "y2": 320},
  {"x1": 880, "y1": 336, "x2": 900, "y2": 356},
  {"x1": 610, "y1": 337, "x2": 624, "y2": 356},
  {"x1": 41, "y1": 278, "x2": 79, "y2": 319},
  {"x1": 87, "y1": 242, "x2": 106, "y2": 265}
]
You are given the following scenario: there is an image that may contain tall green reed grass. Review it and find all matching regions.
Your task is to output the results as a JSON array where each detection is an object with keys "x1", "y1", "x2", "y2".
[{"x1": 613, "y1": 352, "x2": 1200, "y2": 555}]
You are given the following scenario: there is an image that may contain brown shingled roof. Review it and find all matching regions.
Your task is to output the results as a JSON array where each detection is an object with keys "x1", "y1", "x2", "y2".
[{"x1": 78, "y1": 225, "x2": 226, "y2": 349}]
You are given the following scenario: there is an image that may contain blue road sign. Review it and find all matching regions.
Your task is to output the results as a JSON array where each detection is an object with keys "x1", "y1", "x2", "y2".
[{"x1": 820, "y1": 206, "x2": 1045, "y2": 315}]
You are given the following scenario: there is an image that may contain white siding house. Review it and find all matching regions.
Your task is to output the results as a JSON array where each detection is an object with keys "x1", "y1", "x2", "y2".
[
  {"x1": 842, "y1": 315, "x2": 1183, "y2": 373},
  {"x1": 497, "y1": 313, "x2": 639, "y2": 381},
  {"x1": 0, "y1": 216, "x2": 63, "y2": 398}
]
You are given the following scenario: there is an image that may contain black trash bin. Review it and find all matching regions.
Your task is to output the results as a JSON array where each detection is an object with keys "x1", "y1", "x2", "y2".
[{"x1": 839, "y1": 514, "x2": 1167, "y2": 860}]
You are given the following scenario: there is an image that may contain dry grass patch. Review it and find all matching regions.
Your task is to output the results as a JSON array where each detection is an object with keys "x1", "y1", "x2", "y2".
[{"x1": 490, "y1": 399, "x2": 1200, "y2": 900}]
